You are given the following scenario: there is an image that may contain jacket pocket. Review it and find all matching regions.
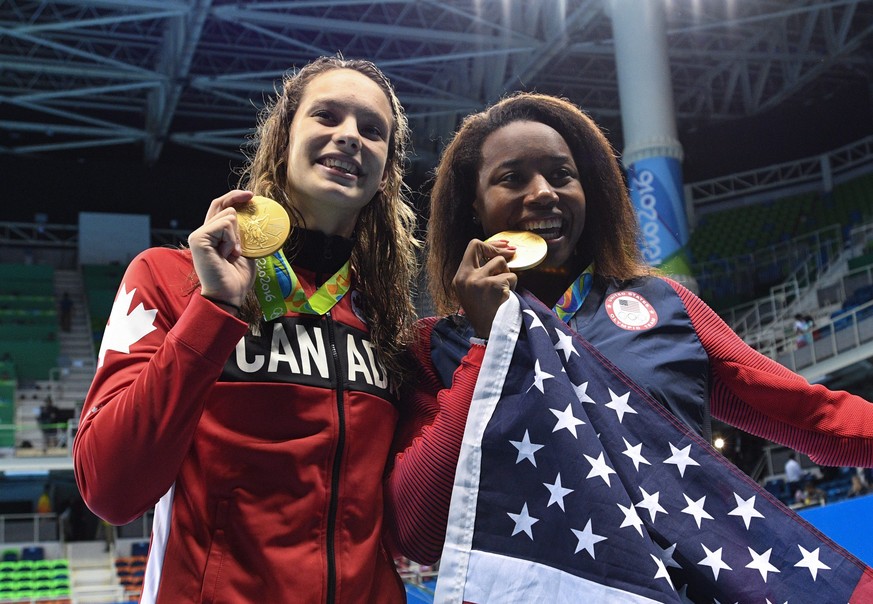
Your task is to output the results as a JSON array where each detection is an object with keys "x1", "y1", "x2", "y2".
[{"x1": 200, "y1": 500, "x2": 229, "y2": 604}]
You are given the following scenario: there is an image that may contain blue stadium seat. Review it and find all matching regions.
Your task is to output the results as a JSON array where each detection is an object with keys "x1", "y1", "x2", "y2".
[{"x1": 20, "y1": 546, "x2": 44, "y2": 561}]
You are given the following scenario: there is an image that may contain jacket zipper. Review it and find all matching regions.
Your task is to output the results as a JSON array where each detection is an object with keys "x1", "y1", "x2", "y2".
[{"x1": 325, "y1": 310, "x2": 344, "y2": 604}]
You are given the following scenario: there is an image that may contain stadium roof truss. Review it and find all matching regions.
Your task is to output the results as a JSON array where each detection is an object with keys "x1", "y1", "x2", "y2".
[{"x1": 1, "y1": 0, "x2": 872, "y2": 167}]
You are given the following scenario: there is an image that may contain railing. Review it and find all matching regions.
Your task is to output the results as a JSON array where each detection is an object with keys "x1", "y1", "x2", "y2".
[
  {"x1": 0, "y1": 421, "x2": 76, "y2": 454},
  {"x1": 709, "y1": 225, "x2": 844, "y2": 338},
  {"x1": 0, "y1": 514, "x2": 59, "y2": 543},
  {"x1": 0, "y1": 222, "x2": 189, "y2": 256},
  {"x1": 746, "y1": 255, "x2": 873, "y2": 359},
  {"x1": 769, "y1": 297, "x2": 873, "y2": 380},
  {"x1": 116, "y1": 510, "x2": 154, "y2": 541}
]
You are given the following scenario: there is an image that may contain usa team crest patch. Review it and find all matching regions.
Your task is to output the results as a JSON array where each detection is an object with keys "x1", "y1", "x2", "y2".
[{"x1": 605, "y1": 291, "x2": 657, "y2": 331}]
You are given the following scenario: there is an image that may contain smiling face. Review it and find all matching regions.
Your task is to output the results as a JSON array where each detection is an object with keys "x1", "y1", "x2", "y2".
[
  {"x1": 285, "y1": 68, "x2": 393, "y2": 237},
  {"x1": 473, "y1": 120, "x2": 586, "y2": 271}
]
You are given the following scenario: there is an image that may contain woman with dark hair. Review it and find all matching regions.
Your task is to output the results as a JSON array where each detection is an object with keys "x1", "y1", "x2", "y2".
[
  {"x1": 387, "y1": 92, "x2": 873, "y2": 583},
  {"x1": 75, "y1": 56, "x2": 417, "y2": 603}
]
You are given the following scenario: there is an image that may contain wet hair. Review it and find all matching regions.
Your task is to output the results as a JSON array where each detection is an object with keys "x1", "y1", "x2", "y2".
[
  {"x1": 426, "y1": 92, "x2": 650, "y2": 315},
  {"x1": 238, "y1": 55, "x2": 419, "y2": 377}
]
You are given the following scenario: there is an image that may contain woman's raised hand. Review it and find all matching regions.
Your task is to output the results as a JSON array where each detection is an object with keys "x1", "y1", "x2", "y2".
[
  {"x1": 452, "y1": 239, "x2": 517, "y2": 339},
  {"x1": 188, "y1": 190, "x2": 257, "y2": 308}
]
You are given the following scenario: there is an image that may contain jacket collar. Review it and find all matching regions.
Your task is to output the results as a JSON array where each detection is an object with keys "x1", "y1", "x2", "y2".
[{"x1": 286, "y1": 227, "x2": 355, "y2": 278}]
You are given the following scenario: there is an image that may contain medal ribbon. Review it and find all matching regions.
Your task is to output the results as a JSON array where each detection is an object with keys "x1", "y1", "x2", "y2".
[
  {"x1": 553, "y1": 264, "x2": 594, "y2": 324},
  {"x1": 254, "y1": 250, "x2": 351, "y2": 320}
]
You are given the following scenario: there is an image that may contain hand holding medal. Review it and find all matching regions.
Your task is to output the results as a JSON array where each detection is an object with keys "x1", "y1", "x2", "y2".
[
  {"x1": 452, "y1": 230, "x2": 547, "y2": 339},
  {"x1": 237, "y1": 196, "x2": 292, "y2": 258},
  {"x1": 238, "y1": 196, "x2": 352, "y2": 321},
  {"x1": 484, "y1": 230, "x2": 547, "y2": 271}
]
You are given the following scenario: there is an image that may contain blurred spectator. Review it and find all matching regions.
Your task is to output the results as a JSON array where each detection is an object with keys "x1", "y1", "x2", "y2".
[
  {"x1": 59, "y1": 292, "x2": 73, "y2": 332},
  {"x1": 784, "y1": 452, "x2": 802, "y2": 494},
  {"x1": 849, "y1": 474, "x2": 869, "y2": 498},
  {"x1": 36, "y1": 484, "x2": 52, "y2": 514},
  {"x1": 796, "y1": 481, "x2": 827, "y2": 506},
  {"x1": 794, "y1": 313, "x2": 814, "y2": 348},
  {"x1": 38, "y1": 396, "x2": 59, "y2": 449}
]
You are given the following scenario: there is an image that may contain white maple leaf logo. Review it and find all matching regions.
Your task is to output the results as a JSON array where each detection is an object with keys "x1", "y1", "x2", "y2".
[{"x1": 97, "y1": 283, "x2": 159, "y2": 368}]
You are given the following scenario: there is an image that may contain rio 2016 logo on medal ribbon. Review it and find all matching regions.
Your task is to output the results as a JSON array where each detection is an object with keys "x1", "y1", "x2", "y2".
[{"x1": 628, "y1": 156, "x2": 692, "y2": 278}]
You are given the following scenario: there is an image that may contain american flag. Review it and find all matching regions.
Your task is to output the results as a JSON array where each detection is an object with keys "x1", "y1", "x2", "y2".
[
  {"x1": 435, "y1": 292, "x2": 873, "y2": 603},
  {"x1": 618, "y1": 298, "x2": 640, "y2": 312}
]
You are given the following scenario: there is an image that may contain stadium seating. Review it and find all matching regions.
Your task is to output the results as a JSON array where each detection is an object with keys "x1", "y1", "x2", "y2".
[
  {"x1": 0, "y1": 555, "x2": 71, "y2": 602},
  {"x1": 0, "y1": 263, "x2": 60, "y2": 382},
  {"x1": 689, "y1": 171, "x2": 873, "y2": 311},
  {"x1": 114, "y1": 554, "x2": 146, "y2": 596},
  {"x1": 81, "y1": 264, "x2": 126, "y2": 345}
]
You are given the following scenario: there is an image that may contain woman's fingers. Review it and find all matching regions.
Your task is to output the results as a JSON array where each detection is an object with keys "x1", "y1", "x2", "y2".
[
  {"x1": 454, "y1": 239, "x2": 520, "y2": 338},
  {"x1": 204, "y1": 189, "x2": 254, "y2": 222},
  {"x1": 189, "y1": 207, "x2": 241, "y2": 259},
  {"x1": 463, "y1": 239, "x2": 516, "y2": 269},
  {"x1": 189, "y1": 191, "x2": 258, "y2": 307},
  {"x1": 196, "y1": 190, "x2": 254, "y2": 257}
]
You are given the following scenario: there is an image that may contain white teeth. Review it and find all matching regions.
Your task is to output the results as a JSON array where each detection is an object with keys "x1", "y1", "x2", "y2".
[
  {"x1": 522, "y1": 219, "x2": 562, "y2": 231},
  {"x1": 321, "y1": 157, "x2": 359, "y2": 175}
]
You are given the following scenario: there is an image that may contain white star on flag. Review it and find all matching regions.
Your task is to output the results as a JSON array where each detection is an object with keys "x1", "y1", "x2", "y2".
[
  {"x1": 583, "y1": 452, "x2": 617, "y2": 486},
  {"x1": 656, "y1": 542, "x2": 682, "y2": 570},
  {"x1": 571, "y1": 519, "x2": 607, "y2": 558},
  {"x1": 553, "y1": 329, "x2": 579, "y2": 361},
  {"x1": 523, "y1": 309, "x2": 546, "y2": 331},
  {"x1": 550, "y1": 402, "x2": 585, "y2": 437},
  {"x1": 507, "y1": 502, "x2": 539, "y2": 539},
  {"x1": 650, "y1": 554, "x2": 675, "y2": 590},
  {"x1": 636, "y1": 487, "x2": 667, "y2": 523},
  {"x1": 543, "y1": 473, "x2": 574, "y2": 511},
  {"x1": 573, "y1": 380, "x2": 596, "y2": 404},
  {"x1": 794, "y1": 545, "x2": 831, "y2": 580},
  {"x1": 605, "y1": 388, "x2": 637, "y2": 423},
  {"x1": 746, "y1": 547, "x2": 780, "y2": 583},
  {"x1": 617, "y1": 503, "x2": 645, "y2": 537},
  {"x1": 433, "y1": 295, "x2": 873, "y2": 604},
  {"x1": 681, "y1": 493, "x2": 713, "y2": 528},
  {"x1": 698, "y1": 544, "x2": 732, "y2": 580},
  {"x1": 621, "y1": 437, "x2": 651, "y2": 471},
  {"x1": 727, "y1": 493, "x2": 765, "y2": 529},
  {"x1": 529, "y1": 360, "x2": 554, "y2": 393},
  {"x1": 509, "y1": 430, "x2": 544, "y2": 467},
  {"x1": 664, "y1": 442, "x2": 700, "y2": 477}
]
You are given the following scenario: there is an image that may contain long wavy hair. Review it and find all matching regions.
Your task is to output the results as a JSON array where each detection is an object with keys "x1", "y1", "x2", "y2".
[
  {"x1": 426, "y1": 92, "x2": 650, "y2": 315},
  {"x1": 238, "y1": 56, "x2": 419, "y2": 377}
]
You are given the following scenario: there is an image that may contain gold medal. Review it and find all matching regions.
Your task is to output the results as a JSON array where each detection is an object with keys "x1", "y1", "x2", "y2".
[
  {"x1": 237, "y1": 196, "x2": 291, "y2": 258},
  {"x1": 485, "y1": 230, "x2": 548, "y2": 271}
]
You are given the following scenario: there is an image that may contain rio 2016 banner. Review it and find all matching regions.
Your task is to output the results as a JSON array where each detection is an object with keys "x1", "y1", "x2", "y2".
[{"x1": 627, "y1": 156, "x2": 692, "y2": 278}]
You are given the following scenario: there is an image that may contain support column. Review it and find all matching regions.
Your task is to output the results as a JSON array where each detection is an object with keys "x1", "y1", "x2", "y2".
[
  {"x1": 820, "y1": 154, "x2": 833, "y2": 193},
  {"x1": 608, "y1": 0, "x2": 694, "y2": 286}
]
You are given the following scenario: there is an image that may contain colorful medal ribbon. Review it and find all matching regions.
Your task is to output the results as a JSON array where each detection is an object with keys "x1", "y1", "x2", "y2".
[
  {"x1": 254, "y1": 250, "x2": 351, "y2": 320},
  {"x1": 553, "y1": 264, "x2": 594, "y2": 324}
]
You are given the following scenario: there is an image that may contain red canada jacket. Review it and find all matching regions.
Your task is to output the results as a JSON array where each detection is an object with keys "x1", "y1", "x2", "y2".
[{"x1": 74, "y1": 245, "x2": 405, "y2": 603}]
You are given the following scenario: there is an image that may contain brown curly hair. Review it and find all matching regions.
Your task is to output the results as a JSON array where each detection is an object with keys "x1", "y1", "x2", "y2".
[
  {"x1": 237, "y1": 56, "x2": 420, "y2": 377},
  {"x1": 426, "y1": 92, "x2": 650, "y2": 315}
]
